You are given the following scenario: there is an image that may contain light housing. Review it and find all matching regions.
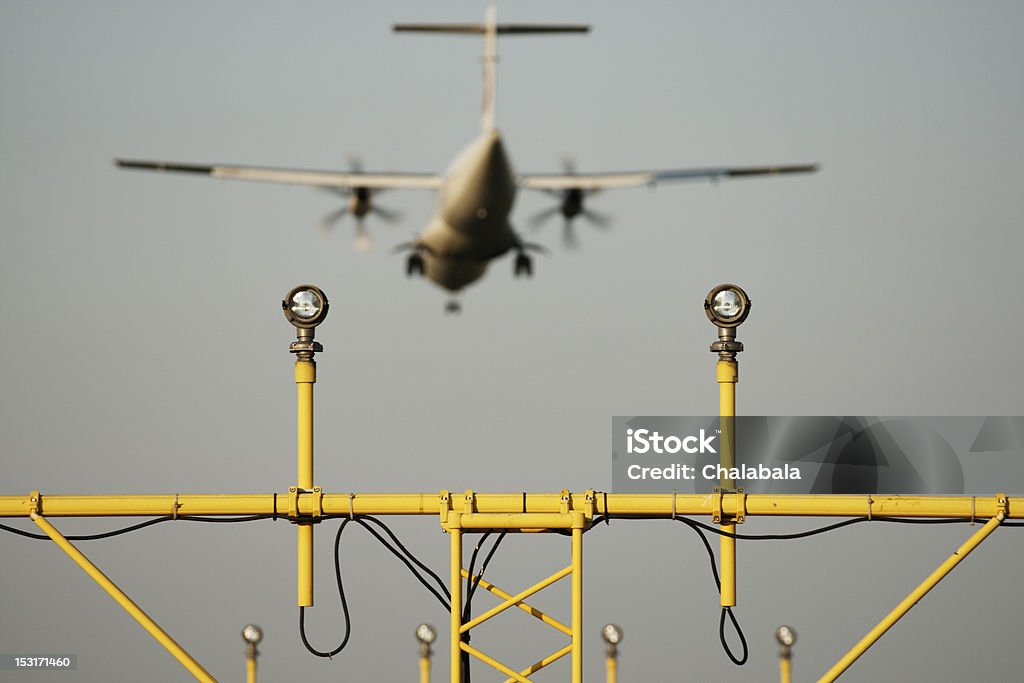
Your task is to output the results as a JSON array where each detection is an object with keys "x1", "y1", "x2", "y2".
[
  {"x1": 704, "y1": 283, "x2": 751, "y2": 328},
  {"x1": 241, "y1": 624, "x2": 263, "y2": 645},
  {"x1": 776, "y1": 625, "x2": 797, "y2": 647},
  {"x1": 282, "y1": 285, "x2": 329, "y2": 329},
  {"x1": 416, "y1": 623, "x2": 436, "y2": 645},
  {"x1": 601, "y1": 623, "x2": 623, "y2": 645}
]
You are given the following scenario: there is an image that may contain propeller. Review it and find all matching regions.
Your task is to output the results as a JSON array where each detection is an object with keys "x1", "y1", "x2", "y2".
[
  {"x1": 318, "y1": 156, "x2": 403, "y2": 251},
  {"x1": 529, "y1": 157, "x2": 612, "y2": 249}
]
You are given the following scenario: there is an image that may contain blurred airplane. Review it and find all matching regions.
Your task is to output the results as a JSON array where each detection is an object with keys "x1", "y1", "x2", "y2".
[{"x1": 116, "y1": 7, "x2": 817, "y2": 313}]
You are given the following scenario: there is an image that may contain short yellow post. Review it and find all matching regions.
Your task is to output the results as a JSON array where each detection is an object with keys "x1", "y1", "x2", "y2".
[
  {"x1": 776, "y1": 625, "x2": 796, "y2": 683},
  {"x1": 296, "y1": 359, "x2": 316, "y2": 607},
  {"x1": 601, "y1": 624, "x2": 623, "y2": 683},
  {"x1": 241, "y1": 624, "x2": 262, "y2": 683},
  {"x1": 718, "y1": 359, "x2": 738, "y2": 607},
  {"x1": 415, "y1": 624, "x2": 436, "y2": 683},
  {"x1": 30, "y1": 512, "x2": 215, "y2": 682}
]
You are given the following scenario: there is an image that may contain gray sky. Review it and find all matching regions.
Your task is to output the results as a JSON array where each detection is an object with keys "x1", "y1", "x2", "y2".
[{"x1": 2, "y1": 1, "x2": 1023, "y2": 680}]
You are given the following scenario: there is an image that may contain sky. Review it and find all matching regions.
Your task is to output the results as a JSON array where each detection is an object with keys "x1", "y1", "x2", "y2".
[{"x1": 2, "y1": 1, "x2": 1023, "y2": 681}]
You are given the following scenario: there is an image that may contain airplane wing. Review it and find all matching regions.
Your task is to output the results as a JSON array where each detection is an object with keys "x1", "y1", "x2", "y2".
[
  {"x1": 517, "y1": 163, "x2": 819, "y2": 192},
  {"x1": 115, "y1": 159, "x2": 443, "y2": 190}
]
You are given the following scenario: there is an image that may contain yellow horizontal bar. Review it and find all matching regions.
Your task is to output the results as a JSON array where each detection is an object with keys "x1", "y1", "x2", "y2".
[
  {"x1": 507, "y1": 644, "x2": 574, "y2": 682},
  {"x1": 460, "y1": 642, "x2": 531, "y2": 683},
  {"x1": 461, "y1": 565, "x2": 573, "y2": 634},
  {"x1": 459, "y1": 513, "x2": 576, "y2": 529},
  {"x1": 1, "y1": 493, "x2": 1018, "y2": 519},
  {"x1": 461, "y1": 569, "x2": 572, "y2": 636}
]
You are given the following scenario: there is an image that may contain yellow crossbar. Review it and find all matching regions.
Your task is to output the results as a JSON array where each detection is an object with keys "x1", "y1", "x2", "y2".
[
  {"x1": 460, "y1": 642, "x2": 532, "y2": 683},
  {"x1": 460, "y1": 565, "x2": 572, "y2": 634},
  {"x1": 461, "y1": 569, "x2": 571, "y2": 636}
]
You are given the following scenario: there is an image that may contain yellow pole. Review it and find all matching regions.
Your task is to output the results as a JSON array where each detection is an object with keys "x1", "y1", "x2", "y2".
[
  {"x1": 572, "y1": 520, "x2": 584, "y2": 683},
  {"x1": 605, "y1": 653, "x2": 617, "y2": 683},
  {"x1": 779, "y1": 657, "x2": 791, "y2": 683},
  {"x1": 419, "y1": 649, "x2": 431, "y2": 683},
  {"x1": 246, "y1": 653, "x2": 256, "y2": 683},
  {"x1": 450, "y1": 522, "x2": 462, "y2": 683},
  {"x1": 30, "y1": 512, "x2": 216, "y2": 683},
  {"x1": 818, "y1": 511, "x2": 1004, "y2": 682},
  {"x1": 296, "y1": 360, "x2": 315, "y2": 607},
  {"x1": 718, "y1": 359, "x2": 738, "y2": 607}
]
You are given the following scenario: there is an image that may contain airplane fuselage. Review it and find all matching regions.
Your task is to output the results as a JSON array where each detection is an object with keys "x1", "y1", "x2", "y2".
[{"x1": 415, "y1": 130, "x2": 519, "y2": 292}]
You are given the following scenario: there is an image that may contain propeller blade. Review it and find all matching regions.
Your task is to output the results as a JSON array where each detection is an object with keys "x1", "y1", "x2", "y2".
[
  {"x1": 320, "y1": 206, "x2": 348, "y2": 236},
  {"x1": 353, "y1": 218, "x2": 373, "y2": 252},
  {"x1": 369, "y1": 205, "x2": 403, "y2": 224},
  {"x1": 582, "y1": 207, "x2": 612, "y2": 229},
  {"x1": 562, "y1": 218, "x2": 578, "y2": 249},
  {"x1": 528, "y1": 205, "x2": 561, "y2": 228}
]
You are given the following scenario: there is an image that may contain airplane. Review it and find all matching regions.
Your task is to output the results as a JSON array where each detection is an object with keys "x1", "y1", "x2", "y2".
[{"x1": 116, "y1": 7, "x2": 818, "y2": 314}]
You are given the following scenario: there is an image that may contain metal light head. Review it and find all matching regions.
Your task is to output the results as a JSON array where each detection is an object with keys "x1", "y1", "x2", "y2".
[
  {"x1": 704, "y1": 283, "x2": 751, "y2": 329},
  {"x1": 601, "y1": 623, "x2": 623, "y2": 645},
  {"x1": 776, "y1": 625, "x2": 797, "y2": 647},
  {"x1": 282, "y1": 285, "x2": 329, "y2": 329},
  {"x1": 241, "y1": 624, "x2": 263, "y2": 645},
  {"x1": 416, "y1": 623, "x2": 437, "y2": 645}
]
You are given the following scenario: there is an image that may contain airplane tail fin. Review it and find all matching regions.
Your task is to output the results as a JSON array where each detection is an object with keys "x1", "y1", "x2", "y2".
[{"x1": 394, "y1": 7, "x2": 589, "y2": 133}]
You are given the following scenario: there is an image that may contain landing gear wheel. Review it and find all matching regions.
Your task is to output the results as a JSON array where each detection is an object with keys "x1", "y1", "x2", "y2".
[
  {"x1": 514, "y1": 253, "x2": 533, "y2": 278},
  {"x1": 406, "y1": 252, "x2": 425, "y2": 277}
]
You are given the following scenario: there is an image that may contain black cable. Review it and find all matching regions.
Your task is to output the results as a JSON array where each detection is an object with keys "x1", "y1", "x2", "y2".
[
  {"x1": 0, "y1": 514, "x2": 273, "y2": 541},
  {"x1": 720, "y1": 607, "x2": 748, "y2": 666},
  {"x1": 298, "y1": 516, "x2": 450, "y2": 659}
]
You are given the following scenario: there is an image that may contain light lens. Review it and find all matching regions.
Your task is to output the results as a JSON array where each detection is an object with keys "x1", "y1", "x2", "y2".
[
  {"x1": 602, "y1": 623, "x2": 622, "y2": 644},
  {"x1": 776, "y1": 625, "x2": 796, "y2": 646},
  {"x1": 242, "y1": 624, "x2": 263, "y2": 644},
  {"x1": 416, "y1": 623, "x2": 436, "y2": 644},
  {"x1": 712, "y1": 289, "x2": 743, "y2": 321},
  {"x1": 290, "y1": 289, "x2": 322, "y2": 320}
]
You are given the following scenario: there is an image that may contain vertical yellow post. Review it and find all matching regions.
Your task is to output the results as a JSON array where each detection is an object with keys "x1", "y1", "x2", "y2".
[
  {"x1": 572, "y1": 516, "x2": 584, "y2": 683},
  {"x1": 296, "y1": 359, "x2": 316, "y2": 607},
  {"x1": 420, "y1": 652, "x2": 431, "y2": 683},
  {"x1": 246, "y1": 655, "x2": 257, "y2": 683},
  {"x1": 606, "y1": 654, "x2": 617, "y2": 683},
  {"x1": 718, "y1": 359, "x2": 738, "y2": 608},
  {"x1": 449, "y1": 520, "x2": 462, "y2": 683},
  {"x1": 601, "y1": 624, "x2": 622, "y2": 683},
  {"x1": 30, "y1": 512, "x2": 216, "y2": 683},
  {"x1": 241, "y1": 624, "x2": 262, "y2": 683},
  {"x1": 776, "y1": 625, "x2": 796, "y2": 683}
]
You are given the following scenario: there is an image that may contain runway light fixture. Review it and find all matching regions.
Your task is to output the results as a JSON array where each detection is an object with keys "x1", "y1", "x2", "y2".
[
  {"x1": 242, "y1": 624, "x2": 263, "y2": 645},
  {"x1": 283, "y1": 285, "x2": 329, "y2": 329},
  {"x1": 415, "y1": 623, "x2": 436, "y2": 645},
  {"x1": 705, "y1": 283, "x2": 750, "y2": 360},
  {"x1": 283, "y1": 284, "x2": 328, "y2": 360},
  {"x1": 601, "y1": 623, "x2": 622, "y2": 645}
]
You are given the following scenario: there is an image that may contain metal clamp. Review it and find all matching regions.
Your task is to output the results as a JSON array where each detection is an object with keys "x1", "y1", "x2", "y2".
[
  {"x1": 735, "y1": 488, "x2": 746, "y2": 525},
  {"x1": 287, "y1": 486, "x2": 322, "y2": 521},
  {"x1": 439, "y1": 490, "x2": 451, "y2": 532},
  {"x1": 28, "y1": 490, "x2": 41, "y2": 516},
  {"x1": 463, "y1": 490, "x2": 476, "y2": 514},
  {"x1": 584, "y1": 490, "x2": 596, "y2": 522},
  {"x1": 711, "y1": 487, "x2": 746, "y2": 524},
  {"x1": 172, "y1": 493, "x2": 181, "y2": 520},
  {"x1": 560, "y1": 490, "x2": 571, "y2": 514},
  {"x1": 712, "y1": 487, "x2": 723, "y2": 524},
  {"x1": 996, "y1": 493, "x2": 1008, "y2": 520}
]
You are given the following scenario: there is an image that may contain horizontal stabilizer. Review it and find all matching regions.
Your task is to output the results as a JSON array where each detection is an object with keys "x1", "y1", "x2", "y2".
[{"x1": 393, "y1": 23, "x2": 589, "y2": 35}]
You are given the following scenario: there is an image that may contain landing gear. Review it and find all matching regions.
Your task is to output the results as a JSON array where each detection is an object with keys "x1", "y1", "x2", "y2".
[
  {"x1": 406, "y1": 252, "x2": 425, "y2": 277},
  {"x1": 445, "y1": 299, "x2": 461, "y2": 315},
  {"x1": 513, "y1": 252, "x2": 533, "y2": 278}
]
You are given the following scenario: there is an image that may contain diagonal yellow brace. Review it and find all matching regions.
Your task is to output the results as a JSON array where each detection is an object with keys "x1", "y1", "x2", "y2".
[
  {"x1": 30, "y1": 512, "x2": 216, "y2": 682},
  {"x1": 818, "y1": 501, "x2": 1006, "y2": 683},
  {"x1": 505, "y1": 643, "x2": 574, "y2": 682},
  {"x1": 460, "y1": 642, "x2": 532, "y2": 683},
  {"x1": 461, "y1": 569, "x2": 572, "y2": 636},
  {"x1": 461, "y1": 565, "x2": 572, "y2": 634}
]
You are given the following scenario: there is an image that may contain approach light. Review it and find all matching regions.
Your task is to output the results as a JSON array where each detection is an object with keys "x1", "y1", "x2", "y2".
[
  {"x1": 416, "y1": 623, "x2": 437, "y2": 645},
  {"x1": 601, "y1": 623, "x2": 623, "y2": 645},
  {"x1": 241, "y1": 624, "x2": 263, "y2": 645},
  {"x1": 776, "y1": 625, "x2": 797, "y2": 647},
  {"x1": 282, "y1": 285, "x2": 329, "y2": 329},
  {"x1": 704, "y1": 283, "x2": 750, "y2": 328}
]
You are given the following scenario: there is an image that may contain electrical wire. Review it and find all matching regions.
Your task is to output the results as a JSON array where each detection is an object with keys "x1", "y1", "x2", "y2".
[
  {"x1": 0, "y1": 514, "x2": 273, "y2": 541},
  {"x1": 298, "y1": 515, "x2": 450, "y2": 659}
]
